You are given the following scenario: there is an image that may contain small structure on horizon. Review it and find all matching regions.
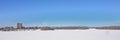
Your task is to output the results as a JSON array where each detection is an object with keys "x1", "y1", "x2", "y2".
[{"x1": 17, "y1": 23, "x2": 23, "y2": 29}]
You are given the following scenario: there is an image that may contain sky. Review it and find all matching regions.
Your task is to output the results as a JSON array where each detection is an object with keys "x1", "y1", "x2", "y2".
[{"x1": 0, "y1": 0, "x2": 120, "y2": 27}]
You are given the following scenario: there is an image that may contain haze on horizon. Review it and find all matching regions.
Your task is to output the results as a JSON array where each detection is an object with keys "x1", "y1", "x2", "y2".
[{"x1": 0, "y1": 0, "x2": 120, "y2": 27}]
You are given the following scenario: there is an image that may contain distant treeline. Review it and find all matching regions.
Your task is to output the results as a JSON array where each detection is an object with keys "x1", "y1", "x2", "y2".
[
  {"x1": 0, "y1": 26, "x2": 120, "y2": 31},
  {"x1": 95, "y1": 26, "x2": 120, "y2": 30}
]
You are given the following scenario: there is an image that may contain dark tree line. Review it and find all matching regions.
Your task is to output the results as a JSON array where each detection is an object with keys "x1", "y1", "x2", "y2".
[{"x1": 1, "y1": 26, "x2": 120, "y2": 31}]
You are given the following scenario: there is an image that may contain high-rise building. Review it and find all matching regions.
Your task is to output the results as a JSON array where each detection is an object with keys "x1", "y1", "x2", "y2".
[{"x1": 17, "y1": 23, "x2": 22, "y2": 29}]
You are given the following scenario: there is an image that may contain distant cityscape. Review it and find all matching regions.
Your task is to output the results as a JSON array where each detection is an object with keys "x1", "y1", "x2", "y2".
[{"x1": 0, "y1": 22, "x2": 120, "y2": 31}]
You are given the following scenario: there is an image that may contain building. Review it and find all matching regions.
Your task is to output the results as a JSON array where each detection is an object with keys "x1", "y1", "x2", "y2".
[{"x1": 17, "y1": 23, "x2": 22, "y2": 29}]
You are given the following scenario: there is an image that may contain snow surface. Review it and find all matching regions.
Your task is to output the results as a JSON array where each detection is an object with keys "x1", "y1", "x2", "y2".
[{"x1": 0, "y1": 30, "x2": 120, "y2": 40}]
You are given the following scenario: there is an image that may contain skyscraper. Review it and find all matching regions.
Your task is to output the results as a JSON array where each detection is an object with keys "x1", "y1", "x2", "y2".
[{"x1": 17, "y1": 23, "x2": 22, "y2": 29}]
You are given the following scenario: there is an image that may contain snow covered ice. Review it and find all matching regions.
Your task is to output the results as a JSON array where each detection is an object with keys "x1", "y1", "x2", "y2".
[{"x1": 0, "y1": 30, "x2": 120, "y2": 40}]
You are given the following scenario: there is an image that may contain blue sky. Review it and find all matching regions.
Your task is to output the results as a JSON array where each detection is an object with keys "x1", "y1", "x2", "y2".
[{"x1": 0, "y1": 0, "x2": 120, "y2": 27}]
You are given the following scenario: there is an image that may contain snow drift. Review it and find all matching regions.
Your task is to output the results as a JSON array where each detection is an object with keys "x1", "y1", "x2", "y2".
[{"x1": 0, "y1": 30, "x2": 120, "y2": 40}]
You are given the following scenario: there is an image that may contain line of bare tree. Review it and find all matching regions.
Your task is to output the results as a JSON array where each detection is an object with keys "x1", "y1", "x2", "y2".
[{"x1": 0, "y1": 26, "x2": 120, "y2": 31}]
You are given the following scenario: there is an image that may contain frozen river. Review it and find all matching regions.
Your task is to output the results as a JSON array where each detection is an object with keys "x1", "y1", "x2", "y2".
[{"x1": 0, "y1": 30, "x2": 120, "y2": 40}]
